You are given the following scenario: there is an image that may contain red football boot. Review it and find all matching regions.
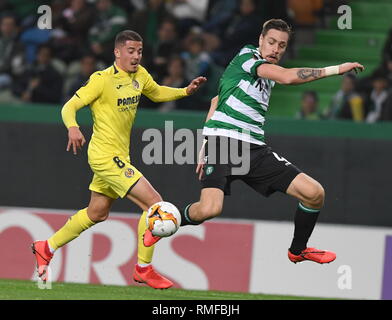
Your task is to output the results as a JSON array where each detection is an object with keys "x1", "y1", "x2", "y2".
[
  {"x1": 31, "y1": 240, "x2": 53, "y2": 281},
  {"x1": 133, "y1": 264, "x2": 173, "y2": 289},
  {"x1": 288, "y1": 247, "x2": 336, "y2": 264},
  {"x1": 143, "y1": 229, "x2": 161, "y2": 247}
]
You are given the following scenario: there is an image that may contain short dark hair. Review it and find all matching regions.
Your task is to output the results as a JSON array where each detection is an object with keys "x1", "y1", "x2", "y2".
[
  {"x1": 261, "y1": 19, "x2": 292, "y2": 38},
  {"x1": 115, "y1": 30, "x2": 143, "y2": 47},
  {"x1": 81, "y1": 53, "x2": 96, "y2": 61},
  {"x1": 0, "y1": 13, "x2": 18, "y2": 25}
]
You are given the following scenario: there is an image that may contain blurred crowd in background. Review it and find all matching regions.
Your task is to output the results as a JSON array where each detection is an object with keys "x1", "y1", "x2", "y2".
[
  {"x1": 0, "y1": 0, "x2": 391, "y2": 123},
  {"x1": 296, "y1": 53, "x2": 392, "y2": 123}
]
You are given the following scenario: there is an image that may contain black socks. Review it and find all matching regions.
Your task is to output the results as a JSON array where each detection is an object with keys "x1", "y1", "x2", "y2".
[
  {"x1": 180, "y1": 204, "x2": 202, "y2": 226},
  {"x1": 289, "y1": 203, "x2": 320, "y2": 255}
]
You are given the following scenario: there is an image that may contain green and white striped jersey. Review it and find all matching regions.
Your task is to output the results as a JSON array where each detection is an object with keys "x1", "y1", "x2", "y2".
[{"x1": 203, "y1": 44, "x2": 275, "y2": 145}]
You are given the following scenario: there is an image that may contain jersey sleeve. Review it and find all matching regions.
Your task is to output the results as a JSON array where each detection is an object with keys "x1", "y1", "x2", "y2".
[
  {"x1": 140, "y1": 67, "x2": 188, "y2": 102},
  {"x1": 74, "y1": 72, "x2": 105, "y2": 106},
  {"x1": 61, "y1": 94, "x2": 86, "y2": 128},
  {"x1": 236, "y1": 47, "x2": 269, "y2": 78}
]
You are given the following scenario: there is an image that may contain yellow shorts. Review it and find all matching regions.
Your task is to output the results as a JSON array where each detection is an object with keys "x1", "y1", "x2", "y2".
[{"x1": 88, "y1": 155, "x2": 143, "y2": 199}]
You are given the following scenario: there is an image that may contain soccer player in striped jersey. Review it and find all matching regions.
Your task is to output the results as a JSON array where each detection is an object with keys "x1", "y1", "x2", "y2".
[
  {"x1": 144, "y1": 19, "x2": 364, "y2": 264},
  {"x1": 31, "y1": 30, "x2": 206, "y2": 288}
]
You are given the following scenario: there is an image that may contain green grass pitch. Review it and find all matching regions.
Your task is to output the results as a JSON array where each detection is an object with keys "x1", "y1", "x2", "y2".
[{"x1": 0, "y1": 278, "x2": 328, "y2": 300}]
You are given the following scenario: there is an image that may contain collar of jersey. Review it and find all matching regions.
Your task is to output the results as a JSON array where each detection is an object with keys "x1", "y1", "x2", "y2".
[
  {"x1": 253, "y1": 48, "x2": 263, "y2": 60},
  {"x1": 113, "y1": 62, "x2": 133, "y2": 78}
]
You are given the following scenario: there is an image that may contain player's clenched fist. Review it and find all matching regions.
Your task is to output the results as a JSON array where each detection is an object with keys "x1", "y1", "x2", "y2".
[{"x1": 66, "y1": 126, "x2": 86, "y2": 155}]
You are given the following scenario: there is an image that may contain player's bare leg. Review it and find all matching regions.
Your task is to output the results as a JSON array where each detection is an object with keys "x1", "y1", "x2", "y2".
[
  {"x1": 32, "y1": 191, "x2": 114, "y2": 281},
  {"x1": 286, "y1": 173, "x2": 336, "y2": 264},
  {"x1": 127, "y1": 176, "x2": 162, "y2": 248},
  {"x1": 86, "y1": 191, "x2": 115, "y2": 222},
  {"x1": 286, "y1": 173, "x2": 325, "y2": 209},
  {"x1": 127, "y1": 177, "x2": 173, "y2": 289},
  {"x1": 185, "y1": 188, "x2": 224, "y2": 223}
]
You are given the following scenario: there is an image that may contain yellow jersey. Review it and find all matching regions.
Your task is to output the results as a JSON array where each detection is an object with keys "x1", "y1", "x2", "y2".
[{"x1": 71, "y1": 63, "x2": 188, "y2": 161}]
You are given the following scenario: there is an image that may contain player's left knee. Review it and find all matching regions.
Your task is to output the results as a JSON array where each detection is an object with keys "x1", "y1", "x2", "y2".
[
  {"x1": 87, "y1": 206, "x2": 110, "y2": 223},
  {"x1": 89, "y1": 212, "x2": 109, "y2": 223},
  {"x1": 307, "y1": 183, "x2": 325, "y2": 209}
]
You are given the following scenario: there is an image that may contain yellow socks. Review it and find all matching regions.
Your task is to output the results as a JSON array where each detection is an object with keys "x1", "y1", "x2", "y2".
[
  {"x1": 47, "y1": 208, "x2": 155, "y2": 266},
  {"x1": 137, "y1": 210, "x2": 155, "y2": 265},
  {"x1": 48, "y1": 208, "x2": 95, "y2": 251}
]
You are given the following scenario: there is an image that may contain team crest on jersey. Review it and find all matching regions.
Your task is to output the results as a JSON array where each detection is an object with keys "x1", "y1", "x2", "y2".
[
  {"x1": 124, "y1": 168, "x2": 134, "y2": 178},
  {"x1": 132, "y1": 80, "x2": 139, "y2": 90}
]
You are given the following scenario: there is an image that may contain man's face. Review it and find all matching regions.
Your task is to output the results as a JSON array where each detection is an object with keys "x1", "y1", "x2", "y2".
[
  {"x1": 240, "y1": 0, "x2": 255, "y2": 16},
  {"x1": 168, "y1": 58, "x2": 184, "y2": 77},
  {"x1": 302, "y1": 94, "x2": 317, "y2": 113},
  {"x1": 342, "y1": 76, "x2": 354, "y2": 93},
  {"x1": 71, "y1": 0, "x2": 85, "y2": 11},
  {"x1": 97, "y1": 0, "x2": 110, "y2": 12},
  {"x1": 387, "y1": 60, "x2": 392, "y2": 72},
  {"x1": 37, "y1": 47, "x2": 51, "y2": 65},
  {"x1": 81, "y1": 56, "x2": 96, "y2": 76},
  {"x1": 114, "y1": 40, "x2": 143, "y2": 73},
  {"x1": 149, "y1": 0, "x2": 163, "y2": 10},
  {"x1": 373, "y1": 78, "x2": 387, "y2": 92},
  {"x1": 158, "y1": 22, "x2": 176, "y2": 42},
  {"x1": 259, "y1": 29, "x2": 289, "y2": 64},
  {"x1": 1, "y1": 17, "x2": 17, "y2": 37}
]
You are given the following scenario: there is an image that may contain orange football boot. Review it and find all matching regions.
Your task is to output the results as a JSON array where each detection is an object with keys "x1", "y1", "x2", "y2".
[
  {"x1": 143, "y1": 229, "x2": 161, "y2": 247},
  {"x1": 133, "y1": 264, "x2": 173, "y2": 289},
  {"x1": 31, "y1": 240, "x2": 53, "y2": 281},
  {"x1": 288, "y1": 247, "x2": 336, "y2": 264}
]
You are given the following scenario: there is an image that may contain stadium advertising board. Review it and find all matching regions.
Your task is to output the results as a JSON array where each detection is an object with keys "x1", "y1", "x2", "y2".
[{"x1": 0, "y1": 207, "x2": 391, "y2": 299}]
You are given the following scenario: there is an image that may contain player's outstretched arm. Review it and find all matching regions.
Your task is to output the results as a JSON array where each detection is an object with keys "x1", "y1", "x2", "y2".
[
  {"x1": 61, "y1": 95, "x2": 86, "y2": 155},
  {"x1": 143, "y1": 73, "x2": 207, "y2": 103},
  {"x1": 257, "y1": 62, "x2": 364, "y2": 85}
]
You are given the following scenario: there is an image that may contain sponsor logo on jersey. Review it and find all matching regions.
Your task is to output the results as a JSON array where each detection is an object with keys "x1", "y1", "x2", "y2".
[
  {"x1": 117, "y1": 95, "x2": 140, "y2": 106},
  {"x1": 117, "y1": 95, "x2": 141, "y2": 111}
]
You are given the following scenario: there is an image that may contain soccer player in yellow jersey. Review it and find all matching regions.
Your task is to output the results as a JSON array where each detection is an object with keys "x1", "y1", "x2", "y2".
[{"x1": 31, "y1": 30, "x2": 206, "y2": 289}]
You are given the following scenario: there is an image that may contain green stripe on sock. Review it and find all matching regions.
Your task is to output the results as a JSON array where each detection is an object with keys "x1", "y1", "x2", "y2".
[
  {"x1": 298, "y1": 202, "x2": 320, "y2": 213},
  {"x1": 184, "y1": 204, "x2": 193, "y2": 223},
  {"x1": 184, "y1": 204, "x2": 201, "y2": 225}
]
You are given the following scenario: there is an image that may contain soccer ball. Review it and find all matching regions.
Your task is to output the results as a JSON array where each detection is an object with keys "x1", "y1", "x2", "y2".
[{"x1": 146, "y1": 201, "x2": 181, "y2": 237}]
